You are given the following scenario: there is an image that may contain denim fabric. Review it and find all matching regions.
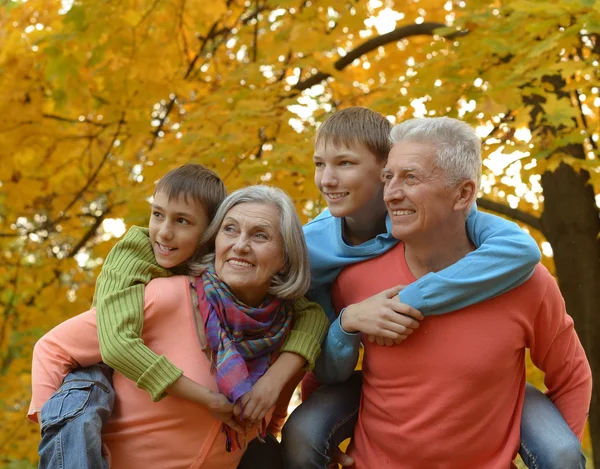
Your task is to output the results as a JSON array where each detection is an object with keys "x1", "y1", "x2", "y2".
[
  {"x1": 281, "y1": 371, "x2": 362, "y2": 469},
  {"x1": 519, "y1": 383, "x2": 586, "y2": 469},
  {"x1": 237, "y1": 432, "x2": 284, "y2": 469},
  {"x1": 38, "y1": 365, "x2": 114, "y2": 469}
]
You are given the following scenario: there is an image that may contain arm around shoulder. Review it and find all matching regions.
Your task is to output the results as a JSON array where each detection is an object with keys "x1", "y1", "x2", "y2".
[{"x1": 95, "y1": 226, "x2": 181, "y2": 401}]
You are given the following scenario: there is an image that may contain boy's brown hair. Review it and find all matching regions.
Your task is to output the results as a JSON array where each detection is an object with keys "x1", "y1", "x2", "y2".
[
  {"x1": 154, "y1": 164, "x2": 226, "y2": 221},
  {"x1": 314, "y1": 107, "x2": 393, "y2": 162}
]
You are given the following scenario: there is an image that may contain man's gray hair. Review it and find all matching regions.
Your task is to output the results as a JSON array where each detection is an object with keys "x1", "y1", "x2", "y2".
[
  {"x1": 390, "y1": 117, "x2": 482, "y2": 189},
  {"x1": 188, "y1": 185, "x2": 311, "y2": 300}
]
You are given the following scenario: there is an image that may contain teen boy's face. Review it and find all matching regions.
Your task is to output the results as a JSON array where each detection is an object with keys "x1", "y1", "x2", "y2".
[
  {"x1": 313, "y1": 142, "x2": 386, "y2": 219},
  {"x1": 149, "y1": 191, "x2": 210, "y2": 269}
]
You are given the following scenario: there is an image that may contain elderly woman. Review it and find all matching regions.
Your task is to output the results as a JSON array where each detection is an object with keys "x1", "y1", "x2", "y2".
[{"x1": 28, "y1": 185, "x2": 311, "y2": 469}]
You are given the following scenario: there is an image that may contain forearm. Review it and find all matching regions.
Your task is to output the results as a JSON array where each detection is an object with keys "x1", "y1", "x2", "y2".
[
  {"x1": 95, "y1": 226, "x2": 180, "y2": 401},
  {"x1": 314, "y1": 314, "x2": 360, "y2": 384},
  {"x1": 165, "y1": 375, "x2": 221, "y2": 409},
  {"x1": 265, "y1": 352, "x2": 306, "y2": 391}
]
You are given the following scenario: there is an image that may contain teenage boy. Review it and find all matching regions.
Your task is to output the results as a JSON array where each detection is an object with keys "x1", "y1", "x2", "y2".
[
  {"x1": 281, "y1": 108, "x2": 586, "y2": 469},
  {"x1": 35, "y1": 164, "x2": 329, "y2": 469}
]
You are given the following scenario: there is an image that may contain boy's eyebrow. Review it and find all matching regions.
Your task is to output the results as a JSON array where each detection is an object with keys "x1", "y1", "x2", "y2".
[
  {"x1": 151, "y1": 203, "x2": 197, "y2": 219},
  {"x1": 313, "y1": 152, "x2": 360, "y2": 160}
]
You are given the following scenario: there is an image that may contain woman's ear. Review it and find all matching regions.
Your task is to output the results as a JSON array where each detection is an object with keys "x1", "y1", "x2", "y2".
[{"x1": 453, "y1": 179, "x2": 477, "y2": 212}]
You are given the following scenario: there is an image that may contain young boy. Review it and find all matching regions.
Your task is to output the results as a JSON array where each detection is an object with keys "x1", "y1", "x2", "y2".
[
  {"x1": 35, "y1": 164, "x2": 329, "y2": 469},
  {"x1": 280, "y1": 107, "x2": 584, "y2": 469}
]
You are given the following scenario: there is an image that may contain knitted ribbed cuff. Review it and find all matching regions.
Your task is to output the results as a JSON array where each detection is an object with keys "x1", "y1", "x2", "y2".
[
  {"x1": 136, "y1": 355, "x2": 183, "y2": 402},
  {"x1": 280, "y1": 330, "x2": 322, "y2": 371}
]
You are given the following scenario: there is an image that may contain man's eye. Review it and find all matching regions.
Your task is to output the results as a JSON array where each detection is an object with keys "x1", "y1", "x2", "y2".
[
  {"x1": 314, "y1": 162, "x2": 324, "y2": 168},
  {"x1": 340, "y1": 161, "x2": 352, "y2": 166},
  {"x1": 152, "y1": 211, "x2": 163, "y2": 218},
  {"x1": 178, "y1": 218, "x2": 189, "y2": 224}
]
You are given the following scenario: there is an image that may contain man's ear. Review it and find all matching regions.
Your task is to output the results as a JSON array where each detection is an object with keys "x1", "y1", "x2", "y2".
[{"x1": 453, "y1": 179, "x2": 477, "y2": 212}]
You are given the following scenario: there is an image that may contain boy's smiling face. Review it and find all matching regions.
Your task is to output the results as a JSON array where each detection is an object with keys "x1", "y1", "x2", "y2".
[
  {"x1": 313, "y1": 142, "x2": 386, "y2": 220},
  {"x1": 149, "y1": 191, "x2": 210, "y2": 269}
]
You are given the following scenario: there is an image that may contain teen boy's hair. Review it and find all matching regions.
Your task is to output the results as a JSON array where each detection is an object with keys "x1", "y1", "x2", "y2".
[
  {"x1": 314, "y1": 107, "x2": 393, "y2": 162},
  {"x1": 154, "y1": 164, "x2": 227, "y2": 220}
]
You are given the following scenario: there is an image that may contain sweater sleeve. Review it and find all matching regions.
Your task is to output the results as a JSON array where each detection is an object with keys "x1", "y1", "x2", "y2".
[
  {"x1": 400, "y1": 205, "x2": 541, "y2": 315},
  {"x1": 528, "y1": 271, "x2": 592, "y2": 440},
  {"x1": 280, "y1": 297, "x2": 329, "y2": 370},
  {"x1": 28, "y1": 308, "x2": 102, "y2": 421},
  {"x1": 94, "y1": 226, "x2": 183, "y2": 402}
]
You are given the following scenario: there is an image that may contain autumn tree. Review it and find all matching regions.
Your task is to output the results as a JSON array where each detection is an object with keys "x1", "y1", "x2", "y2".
[{"x1": 0, "y1": 0, "x2": 598, "y2": 466}]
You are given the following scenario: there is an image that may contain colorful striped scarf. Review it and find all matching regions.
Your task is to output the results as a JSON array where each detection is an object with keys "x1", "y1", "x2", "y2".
[{"x1": 196, "y1": 264, "x2": 293, "y2": 450}]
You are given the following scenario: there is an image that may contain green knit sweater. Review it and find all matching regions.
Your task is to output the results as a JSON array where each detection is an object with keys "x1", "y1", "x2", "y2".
[{"x1": 94, "y1": 226, "x2": 329, "y2": 401}]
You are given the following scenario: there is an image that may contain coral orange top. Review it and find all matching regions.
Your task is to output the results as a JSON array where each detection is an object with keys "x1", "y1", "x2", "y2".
[
  {"x1": 28, "y1": 276, "x2": 267, "y2": 469},
  {"x1": 331, "y1": 242, "x2": 591, "y2": 469}
]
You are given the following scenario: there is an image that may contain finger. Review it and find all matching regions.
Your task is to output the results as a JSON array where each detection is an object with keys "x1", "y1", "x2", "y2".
[
  {"x1": 393, "y1": 334, "x2": 410, "y2": 344},
  {"x1": 234, "y1": 399, "x2": 245, "y2": 418},
  {"x1": 368, "y1": 335, "x2": 376, "y2": 342},
  {"x1": 389, "y1": 299, "x2": 424, "y2": 320},
  {"x1": 375, "y1": 335, "x2": 385, "y2": 346},
  {"x1": 383, "y1": 283, "x2": 406, "y2": 299},
  {"x1": 384, "y1": 337, "x2": 394, "y2": 346},
  {"x1": 226, "y1": 416, "x2": 244, "y2": 434},
  {"x1": 384, "y1": 310, "x2": 420, "y2": 330},
  {"x1": 248, "y1": 402, "x2": 264, "y2": 422}
]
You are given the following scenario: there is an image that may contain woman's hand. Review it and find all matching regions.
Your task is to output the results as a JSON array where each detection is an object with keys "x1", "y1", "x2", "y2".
[
  {"x1": 166, "y1": 376, "x2": 244, "y2": 432},
  {"x1": 236, "y1": 352, "x2": 306, "y2": 427},
  {"x1": 206, "y1": 392, "x2": 244, "y2": 433},
  {"x1": 238, "y1": 373, "x2": 283, "y2": 424}
]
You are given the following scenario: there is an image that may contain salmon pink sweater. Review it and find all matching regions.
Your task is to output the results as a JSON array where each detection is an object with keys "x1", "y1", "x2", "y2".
[{"x1": 28, "y1": 276, "x2": 267, "y2": 469}]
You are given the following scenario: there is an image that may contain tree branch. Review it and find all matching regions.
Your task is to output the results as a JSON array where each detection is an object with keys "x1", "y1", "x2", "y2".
[
  {"x1": 477, "y1": 197, "x2": 543, "y2": 233},
  {"x1": 67, "y1": 212, "x2": 109, "y2": 258},
  {"x1": 295, "y1": 22, "x2": 453, "y2": 92},
  {"x1": 53, "y1": 112, "x2": 126, "y2": 227},
  {"x1": 42, "y1": 113, "x2": 110, "y2": 128}
]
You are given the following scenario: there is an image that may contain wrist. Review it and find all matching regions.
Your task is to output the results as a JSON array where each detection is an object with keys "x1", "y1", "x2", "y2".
[{"x1": 340, "y1": 306, "x2": 358, "y2": 333}]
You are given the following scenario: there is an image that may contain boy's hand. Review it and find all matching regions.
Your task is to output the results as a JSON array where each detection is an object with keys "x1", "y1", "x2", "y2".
[
  {"x1": 237, "y1": 373, "x2": 282, "y2": 425},
  {"x1": 328, "y1": 447, "x2": 355, "y2": 468},
  {"x1": 341, "y1": 284, "x2": 423, "y2": 346}
]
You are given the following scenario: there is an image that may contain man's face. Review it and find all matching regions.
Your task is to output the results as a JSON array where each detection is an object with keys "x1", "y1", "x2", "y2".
[
  {"x1": 383, "y1": 141, "x2": 457, "y2": 242},
  {"x1": 149, "y1": 191, "x2": 210, "y2": 269},
  {"x1": 313, "y1": 142, "x2": 386, "y2": 219}
]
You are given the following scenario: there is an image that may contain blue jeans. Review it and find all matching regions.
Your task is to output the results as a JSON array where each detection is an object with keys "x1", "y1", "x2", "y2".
[
  {"x1": 281, "y1": 374, "x2": 585, "y2": 469},
  {"x1": 38, "y1": 365, "x2": 114, "y2": 469}
]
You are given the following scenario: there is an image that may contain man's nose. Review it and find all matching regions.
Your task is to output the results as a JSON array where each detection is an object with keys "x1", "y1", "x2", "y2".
[{"x1": 384, "y1": 181, "x2": 405, "y2": 203}]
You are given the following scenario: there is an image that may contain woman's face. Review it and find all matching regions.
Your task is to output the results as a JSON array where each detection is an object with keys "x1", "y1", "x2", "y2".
[{"x1": 214, "y1": 202, "x2": 286, "y2": 307}]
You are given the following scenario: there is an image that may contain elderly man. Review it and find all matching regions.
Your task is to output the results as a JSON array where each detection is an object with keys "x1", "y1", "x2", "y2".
[{"x1": 321, "y1": 117, "x2": 592, "y2": 468}]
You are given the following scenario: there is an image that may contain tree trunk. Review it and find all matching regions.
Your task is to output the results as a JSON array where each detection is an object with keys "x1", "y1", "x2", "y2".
[{"x1": 540, "y1": 162, "x2": 600, "y2": 465}]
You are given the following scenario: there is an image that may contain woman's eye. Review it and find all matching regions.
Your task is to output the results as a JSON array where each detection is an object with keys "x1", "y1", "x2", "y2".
[
  {"x1": 255, "y1": 232, "x2": 268, "y2": 240},
  {"x1": 314, "y1": 162, "x2": 324, "y2": 168}
]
